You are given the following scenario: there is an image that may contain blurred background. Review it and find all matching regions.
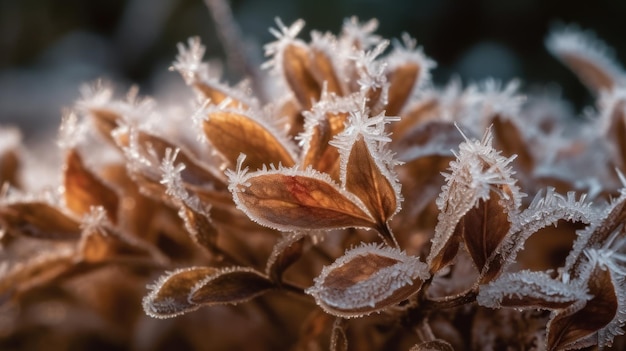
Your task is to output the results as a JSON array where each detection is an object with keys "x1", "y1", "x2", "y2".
[{"x1": 1, "y1": 0, "x2": 625, "y2": 142}]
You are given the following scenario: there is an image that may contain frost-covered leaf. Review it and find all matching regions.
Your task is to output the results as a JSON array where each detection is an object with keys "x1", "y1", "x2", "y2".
[
  {"x1": 477, "y1": 270, "x2": 589, "y2": 310},
  {"x1": 306, "y1": 243, "x2": 429, "y2": 317},
  {"x1": 427, "y1": 128, "x2": 522, "y2": 275},
  {"x1": 547, "y1": 264, "x2": 617, "y2": 351},
  {"x1": 64, "y1": 149, "x2": 119, "y2": 222},
  {"x1": 309, "y1": 32, "x2": 344, "y2": 96},
  {"x1": 188, "y1": 267, "x2": 274, "y2": 306},
  {"x1": 409, "y1": 340, "x2": 454, "y2": 351},
  {"x1": 0, "y1": 247, "x2": 75, "y2": 302},
  {"x1": 227, "y1": 156, "x2": 375, "y2": 232},
  {"x1": 384, "y1": 33, "x2": 435, "y2": 116},
  {"x1": 330, "y1": 318, "x2": 348, "y2": 351},
  {"x1": 0, "y1": 202, "x2": 81, "y2": 240},
  {"x1": 143, "y1": 267, "x2": 218, "y2": 318},
  {"x1": 283, "y1": 43, "x2": 321, "y2": 108},
  {"x1": 265, "y1": 232, "x2": 306, "y2": 283},
  {"x1": 546, "y1": 25, "x2": 626, "y2": 93},
  {"x1": 202, "y1": 108, "x2": 296, "y2": 170},
  {"x1": 492, "y1": 115, "x2": 534, "y2": 174}
]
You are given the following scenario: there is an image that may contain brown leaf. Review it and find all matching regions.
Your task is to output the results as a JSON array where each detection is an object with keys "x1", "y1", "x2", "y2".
[
  {"x1": 307, "y1": 244, "x2": 429, "y2": 317},
  {"x1": 330, "y1": 318, "x2": 348, "y2": 351},
  {"x1": 547, "y1": 265, "x2": 617, "y2": 351},
  {"x1": 0, "y1": 150, "x2": 20, "y2": 188},
  {"x1": 461, "y1": 193, "x2": 512, "y2": 274},
  {"x1": 428, "y1": 228, "x2": 461, "y2": 274},
  {"x1": 283, "y1": 43, "x2": 322, "y2": 109},
  {"x1": 229, "y1": 168, "x2": 376, "y2": 232},
  {"x1": 87, "y1": 107, "x2": 123, "y2": 143},
  {"x1": 345, "y1": 139, "x2": 398, "y2": 241},
  {"x1": 0, "y1": 202, "x2": 81, "y2": 240},
  {"x1": 204, "y1": 110, "x2": 296, "y2": 170},
  {"x1": 265, "y1": 233, "x2": 306, "y2": 283},
  {"x1": 310, "y1": 47, "x2": 344, "y2": 96},
  {"x1": 605, "y1": 98, "x2": 626, "y2": 169},
  {"x1": 386, "y1": 62, "x2": 420, "y2": 116},
  {"x1": 64, "y1": 149, "x2": 119, "y2": 222},
  {"x1": 409, "y1": 340, "x2": 454, "y2": 351},
  {"x1": 553, "y1": 52, "x2": 617, "y2": 94},
  {"x1": 143, "y1": 267, "x2": 218, "y2": 318},
  {"x1": 178, "y1": 201, "x2": 219, "y2": 254},
  {"x1": 188, "y1": 267, "x2": 274, "y2": 305},
  {"x1": 192, "y1": 81, "x2": 250, "y2": 109},
  {"x1": 492, "y1": 115, "x2": 534, "y2": 174},
  {"x1": 392, "y1": 97, "x2": 440, "y2": 141},
  {"x1": 0, "y1": 248, "x2": 75, "y2": 302}
]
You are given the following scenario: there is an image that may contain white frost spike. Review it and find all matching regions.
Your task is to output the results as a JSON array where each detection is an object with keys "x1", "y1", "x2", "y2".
[
  {"x1": 477, "y1": 270, "x2": 590, "y2": 309},
  {"x1": 0, "y1": 126, "x2": 21, "y2": 155},
  {"x1": 76, "y1": 79, "x2": 113, "y2": 111},
  {"x1": 170, "y1": 36, "x2": 210, "y2": 85},
  {"x1": 80, "y1": 206, "x2": 111, "y2": 235},
  {"x1": 340, "y1": 17, "x2": 382, "y2": 50},
  {"x1": 57, "y1": 109, "x2": 86, "y2": 150},
  {"x1": 306, "y1": 243, "x2": 429, "y2": 318},
  {"x1": 262, "y1": 18, "x2": 306, "y2": 72},
  {"x1": 386, "y1": 33, "x2": 437, "y2": 91}
]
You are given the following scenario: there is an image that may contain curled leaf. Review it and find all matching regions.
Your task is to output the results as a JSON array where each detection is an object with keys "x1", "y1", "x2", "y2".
[
  {"x1": 188, "y1": 267, "x2": 274, "y2": 305},
  {"x1": 306, "y1": 243, "x2": 429, "y2": 317},
  {"x1": 330, "y1": 318, "x2": 348, "y2": 351},
  {"x1": 409, "y1": 340, "x2": 454, "y2": 351},
  {"x1": 265, "y1": 232, "x2": 306, "y2": 283},
  {"x1": 143, "y1": 267, "x2": 218, "y2": 318},
  {"x1": 227, "y1": 158, "x2": 375, "y2": 232}
]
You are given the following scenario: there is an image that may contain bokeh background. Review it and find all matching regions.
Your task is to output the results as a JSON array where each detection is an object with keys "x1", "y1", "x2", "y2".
[{"x1": 1, "y1": 0, "x2": 625, "y2": 142}]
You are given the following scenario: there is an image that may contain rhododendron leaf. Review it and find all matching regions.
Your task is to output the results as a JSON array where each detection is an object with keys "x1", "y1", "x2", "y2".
[
  {"x1": 409, "y1": 340, "x2": 454, "y2": 351},
  {"x1": 386, "y1": 61, "x2": 420, "y2": 116},
  {"x1": 64, "y1": 149, "x2": 119, "y2": 222},
  {"x1": 0, "y1": 202, "x2": 81, "y2": 240},
  {"x1": 143, "y1": 267, "x2": 218, "y2": 318},
  {"x1": 477, "y1": 270, "x2": 589, "y2": 310},
  {"x1": 188, "y1": 268, "x2": 274, "y2": 305},
  {"x1": 228, "y1": 163, "x2": 376, "y2": 232},
  {"x1": 547, "y1": 265, "x2": 617, "y2": 351},
  {"x1": 306, "y1": 244, "x2": 429, "y2": 317},
  {"x1": 204, "y1": 110, "x2": 296, "y2": 170},
  {"x1": 283, "y1": 43, "x2": 321, "y2": 109},
  {"x1": 265, "y1": 233, "x2": 306, "y2": 283}
]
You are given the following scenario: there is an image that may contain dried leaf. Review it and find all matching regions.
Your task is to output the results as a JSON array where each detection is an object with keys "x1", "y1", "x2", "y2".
[
  {"x1": 0, "y1": 202, "x2": 81, "y2": 240},
  {"x1": 64, "y1": 149, "x2": 119, "y2": 222},
  {"x1": 283, "y1": 43, "x2": 322, "y2": 109},
  {"x1": 547, "y1": 265, "x2": 617, "y2": 351},
  {"x1": 492, "y1": 116, "x2": 534, "y2": 174},
  {"x1": 386, "y1": 62, "x2": 420, "y2": 116},
  {"x1": 228, "y1": 163, "x2": 376, "y2": 232},
  {"x1": 88, "y1": 107, "x2": 123, "y2": 143},
  {"x1": 143, "y1": 267, "x2": 218, "y2": 318},
  {"x1": 477, "y1": 270, "x2": 589, "y2": 310},
  {"x1": 330, "y1": 318, "x2": 348, "y2": 351},
  {"x1": 345, "y1": 139, "x2": 398, "y2": 233},
  {"x1": 265, "y1": 233, "x2": 306, "y2": 283},
  {"x1": 409, "y1": 340, "x2": 454, "y2": 351},
  {"x1": 188, "y1": 267, "x2": 274, "y2": 305},
  {"x1": 461, "y1": 193, "x2": 512, "y2": 274},
  {"x1": 0, "y1": 148, "x2": 20, "y2": 188},
  {"x1": 310, "y1": 47, "x2": 344, "y2": 96},
  {"x1": 178, "y1": 201, "x2": 219, "y2": 254},
  {"x1": 204, "y1": 110, "x2": 296, "y2": 170},
  {"x1": 306, "y1": 243, "x2": 429, "y2": 317}
]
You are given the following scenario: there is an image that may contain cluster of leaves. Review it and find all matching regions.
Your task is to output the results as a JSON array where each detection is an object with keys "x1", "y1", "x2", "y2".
[{"x1": 2, "y1": 16, "x2": 626, "y2": 351}]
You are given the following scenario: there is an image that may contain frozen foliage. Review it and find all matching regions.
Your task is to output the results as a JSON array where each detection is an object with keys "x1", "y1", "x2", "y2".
[{"x1": 5, "y1": 12, "x2": 626, "y2": 351}]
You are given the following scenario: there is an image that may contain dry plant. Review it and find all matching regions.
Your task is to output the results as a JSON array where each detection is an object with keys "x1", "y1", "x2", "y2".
[{"x1": 2, "y1": 8, "x2": 626, "y2": 351}]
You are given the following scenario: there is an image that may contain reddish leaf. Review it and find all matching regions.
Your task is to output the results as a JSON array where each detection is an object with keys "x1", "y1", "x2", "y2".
[{"x1": 229, "y1": 166, "x2": 376, "y2": 232}]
